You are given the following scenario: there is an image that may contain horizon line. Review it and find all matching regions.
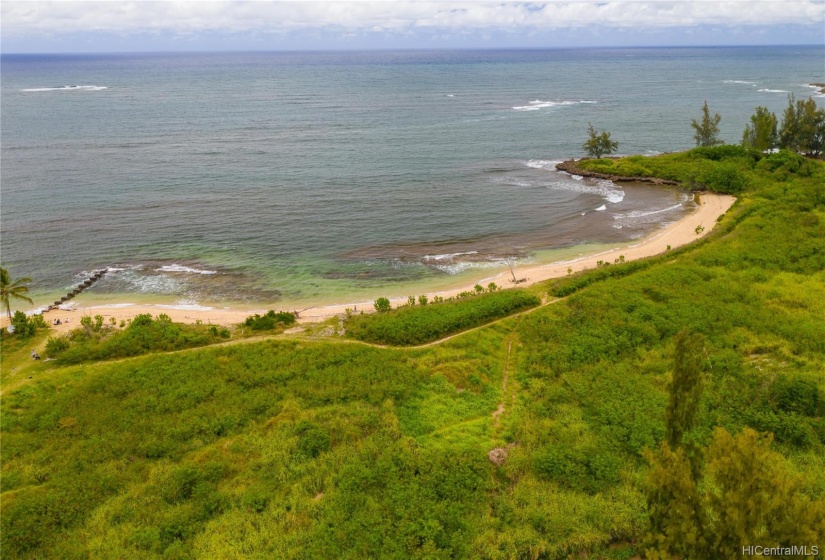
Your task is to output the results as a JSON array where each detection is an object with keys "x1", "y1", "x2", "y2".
[{"x1": 3, "y1": 43, "x2": 823, "y2": 57}]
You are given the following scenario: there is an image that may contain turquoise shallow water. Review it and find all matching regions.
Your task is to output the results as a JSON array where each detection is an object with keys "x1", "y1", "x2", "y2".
[{"x1": 1, "y1": 47, "x2": 823, "y2": 308}]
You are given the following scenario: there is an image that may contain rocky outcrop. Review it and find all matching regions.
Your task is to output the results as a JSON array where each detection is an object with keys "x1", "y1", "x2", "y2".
[{"x1": 555, "y1": 159, "x2": 680, "y2": 186}]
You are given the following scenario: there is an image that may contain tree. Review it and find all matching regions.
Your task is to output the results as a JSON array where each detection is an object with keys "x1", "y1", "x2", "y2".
[
  {"x1": 1, "y1": 267, "x2": 33, "y2": 321},
  {"x1": 645, "y1": 428, "x2": 825, "y2": 559},
  {"x1": 644, "y1": 442, "x2": 704, "y2": 559},
  {"x1": 582, "y1": 123, "x2": 618, "y2": 159},
  {"x1": 691, "y1": 101, "x2": 722, "y2": 147},
  {"x1": 779, "y1": 95, "x2": 825, "y2": 156},
  {"x1": 665, "y1": 329, "x2": 706, "y2": 449},
  {"x1": 741, "y1": 106, "x2": 777, "y2": 151}
]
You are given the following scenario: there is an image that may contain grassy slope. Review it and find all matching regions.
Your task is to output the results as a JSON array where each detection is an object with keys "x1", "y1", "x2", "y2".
[{"x1": 2, "y1": 151, "x2": 824, "y2": 559}]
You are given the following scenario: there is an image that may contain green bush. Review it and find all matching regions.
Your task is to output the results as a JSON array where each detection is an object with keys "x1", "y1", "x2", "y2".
[
  {"x1": 10, "y1": 311, "x2": 42, "y2": 338},
  {"x1": 534, "y1": 446, "x2": 623, "y2": 494},
  {"x1": 758, "y1": 149, "x2": 807, "y2": 173},
  {"x1": 374, "y1": 297, "x2": 391, "y2": 313},
  {"x1": 699, "y1": 163, "x2": 748, "y2": 194},
  {"x1": 242, "y1": 310, "x2": 296, "y2": 331},
  {"x1": 691, "y1": 145, "x2": 762, "y2": 163},
  {"x1": 295, "y1": 421, "x2": 331, "y2": 458},
  {"x1": 44, "y1": 336, "x2": 70, "y2": 357},
  {"x1": 771, "y1": 376, "x2": 822, "y2": 417},
  {"x1": 347, "y1": 289, "x2": 540, "y2": 345}
]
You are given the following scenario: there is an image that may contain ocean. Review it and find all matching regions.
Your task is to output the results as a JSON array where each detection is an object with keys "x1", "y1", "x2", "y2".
[{"x1": 2, "y1": 46, "x2": 823, "y2": 310}]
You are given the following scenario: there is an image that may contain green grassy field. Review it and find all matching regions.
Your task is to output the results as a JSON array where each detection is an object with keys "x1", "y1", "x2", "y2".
[{"x1": 2, "y1": 148, "x2": 823, "y2": 559}]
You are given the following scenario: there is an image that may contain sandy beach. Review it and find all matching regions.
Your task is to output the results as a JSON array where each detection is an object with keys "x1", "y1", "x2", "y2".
[{"x1": 22, "y1": 191, "x2": 735, "y2": 335}]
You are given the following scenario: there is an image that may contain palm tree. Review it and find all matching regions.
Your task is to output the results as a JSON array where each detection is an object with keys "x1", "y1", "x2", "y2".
[{"x1": 1, "y1": 267, "x2": 34, "y2": 321}]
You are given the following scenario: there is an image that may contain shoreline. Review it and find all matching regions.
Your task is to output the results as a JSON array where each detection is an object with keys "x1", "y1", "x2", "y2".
[{"x1": 16, "y1": 190, "x2": 736, "y2": 334}]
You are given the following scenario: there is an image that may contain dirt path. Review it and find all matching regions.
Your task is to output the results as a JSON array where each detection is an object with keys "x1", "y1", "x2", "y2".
[{"x1": 492, "y1": 341, "x2": 512, "y2": 430}]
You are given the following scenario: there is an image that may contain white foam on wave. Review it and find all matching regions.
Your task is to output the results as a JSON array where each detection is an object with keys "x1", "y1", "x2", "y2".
[
  {"x1": 21, "y1": 85, "x2": 107, "y2": 92},
  {"x1": 512, "y1": 99, "x2": 597, "y2": 111},
  {"x1": 758, "y1": 88, "x2": 789, "y2": 93},
  {"x1": 525, "y1": 159, "x2": 564, "y2": 169},
  {"x1": 546, "y1": 178, "x2": 625, "y2": 204},
  {"x1": 117, "y1": 271, "x2": 185, "y2": 294},
  {"x1": 446, "y1": 94, "x2": 455, "y2": 97},
  {"x1": 614, "y1": 202, "x2": 683, "y2": 221},
  {"x1": 156, "y1": 264, "x2": 217, "y2": 275},
  {"x1": 423, "y1": 250, "x2": 478, "y2": 262},
  {"x1": 26, "y1": 307, "x2": 50, "y2": 316},
  {"x1": 432, "y1": 257, "x2": 532, "y2": 276},
  {"x1": 595, "y1": 204, "x2": 607, "y2": 211},
  {"x1": 723, "y1": 80, "x2": 757, "y2": 85},
  {"x1": 506, "y1": 179, "x2": 533, "y2": 187}
]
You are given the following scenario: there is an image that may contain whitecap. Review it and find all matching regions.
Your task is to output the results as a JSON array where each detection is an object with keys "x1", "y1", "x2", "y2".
[
  {"x1": 758, "y1": 89, "x2": 789, "y2": 93},
  {"x1": 21, "y1": 85, "x2": 107, "y2": 92},
  {"x1": 446, "y1": 94, "x2": 455, "y2": 97},
  {"x1": 512, "y1": 99, "x2": 596, "y2": 111},
  {"x1": 595, "y1": 204, "x2": 607, "y2": 211},
  {"x1": 723, "y1": 80, "x2": 757, "y2": 85},
  {"x1": 156, "y1": 264, "x2": 217, "y2": 275}
]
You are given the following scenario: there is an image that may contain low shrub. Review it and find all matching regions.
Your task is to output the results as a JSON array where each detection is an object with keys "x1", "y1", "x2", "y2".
[
  {"x1": 242, "y1": 310, "x2": 296, "y2": 331},
  {"x1": 53, "y1": 314, "x2": 228, "y2": 364},
  {"x1": 44, "y1": 336, "x2": 71, "y2": 357},
  {"x1": 374, "y1": 297, "x2": 391, "y2": 313},
  {"x1": 345, "y1": 289, "x2": 540, "y2": 345},
  {"x1": 690, "y1": 145, "x2": 762, "y2": 163}
]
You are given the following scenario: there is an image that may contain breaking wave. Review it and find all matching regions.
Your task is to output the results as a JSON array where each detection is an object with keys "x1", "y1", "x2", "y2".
[
  {"x1": 21, "y1": 85, "x2": 107, "y2": 92},
  {"x1": 512, "y1": 99, "x2": 597, "y2": 111}
]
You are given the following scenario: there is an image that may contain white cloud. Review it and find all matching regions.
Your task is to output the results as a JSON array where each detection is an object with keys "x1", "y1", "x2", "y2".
[{"x1": 2, "y1": 0, "x2": 823, "y2": 37}]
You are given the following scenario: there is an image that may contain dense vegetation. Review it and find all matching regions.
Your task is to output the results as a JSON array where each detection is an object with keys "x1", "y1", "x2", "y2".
[
  {"x1": 577, "y1": 145, "x2": 816, "y2": 194},
  {"x1": 43, "y1": 313, "x2": 230, "y2": 364},
  {"x1": 345, "y1": 289, "x2": 541, "y2": 346},
  {"x1": 2, "y1": 148, "x2": 824, "y2": 558}
]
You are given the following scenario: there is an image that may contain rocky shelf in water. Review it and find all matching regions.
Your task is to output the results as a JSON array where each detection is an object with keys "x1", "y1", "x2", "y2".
[{"x1": 555, "y1": 159, "x2": 680, "y2": 186}]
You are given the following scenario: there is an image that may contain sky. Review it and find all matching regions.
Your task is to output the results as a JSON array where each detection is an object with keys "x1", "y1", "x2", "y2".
[{"x1": 2, "y1": 0, "x2": 824, "y2": 53}]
